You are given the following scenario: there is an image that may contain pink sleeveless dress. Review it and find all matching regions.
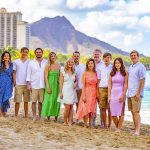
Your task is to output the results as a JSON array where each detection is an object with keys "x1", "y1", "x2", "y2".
[
  {"x1": 76, "y1": 72, "x2": 98, "y2": 120},
  {"x1": 110, "y1": 72, "x2": 125, "y2": 116}
]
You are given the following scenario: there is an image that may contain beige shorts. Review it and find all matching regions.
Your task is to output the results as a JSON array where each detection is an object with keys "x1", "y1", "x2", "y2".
[
  {"x1": 128, "y1": 97, "x2": 142, "y2": 112},
  {"x1": 30, "y1": 88, "x2": 44, "y2": 103},
  {"x1": 99, "y1": 88, "x2": 109, "y2": 109},
  {"x1": 14, "y1": 85, "x2": 30, "y2": 102}
]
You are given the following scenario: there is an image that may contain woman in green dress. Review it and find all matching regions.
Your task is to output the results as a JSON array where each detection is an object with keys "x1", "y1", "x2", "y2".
[{"x1": 41, "y1": 52, "x2": 60, "y2": 121}]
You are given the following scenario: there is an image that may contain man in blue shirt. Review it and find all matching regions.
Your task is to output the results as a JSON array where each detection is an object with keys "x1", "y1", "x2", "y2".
[{"x1": 128, "y1": 50, "x2": 146, "y2": 136}]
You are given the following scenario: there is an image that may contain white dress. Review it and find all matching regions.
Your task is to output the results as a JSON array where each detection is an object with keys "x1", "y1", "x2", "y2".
[{"x1": 60, "y1": 69, "x2": 77, "y2": 104}]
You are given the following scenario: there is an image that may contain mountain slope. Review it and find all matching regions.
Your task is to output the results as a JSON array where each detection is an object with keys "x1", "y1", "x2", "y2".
[{"x1": 30, "y1": 16, "x2": 128, "y2": 55}]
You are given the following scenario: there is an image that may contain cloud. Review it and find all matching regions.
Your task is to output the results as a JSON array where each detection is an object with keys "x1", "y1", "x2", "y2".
[
  {"x1": 1, "y1": 0, "x2": 150, "y2": 55},
  {"x1": 77, "y1": 11, "x2": 139, "y2": 35},
  {"x1": 110, "y1": 0, "x2": 150, "y2": 16},
  {"x1": 76, "y1": 9, "x2": 147, "y2": 54},
  {"x1": 138, "y1": 16, "x2": 150, "y2": 30},
  {"x1": 66, "y1": 0, "x2": 108, "y2": 9},
  {"x1": 1, "y1": 0, "x2": 64, "y2": 22},
  {"x1": 0, "y1": 0, "x2": 18, "y2": 9},
  {"x1": 123, "y1": 32, "x2": 143, "y2": 47},
  {"x1": 127, "y1": 0, "x2": 150, "y2": 15}
]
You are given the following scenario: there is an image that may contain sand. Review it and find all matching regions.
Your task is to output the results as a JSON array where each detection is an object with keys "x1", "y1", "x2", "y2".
[{"x1": 0, "y1": 100, "x2": 150, "y2": 150}]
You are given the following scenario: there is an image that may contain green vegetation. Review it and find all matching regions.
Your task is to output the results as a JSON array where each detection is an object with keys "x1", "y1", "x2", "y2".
[
  {"x1": 112, "y1": 54, "x2": 150, "y2": 69},
  {"x1": 0, "y1": 48, "x2": 150, "y2": 70}
]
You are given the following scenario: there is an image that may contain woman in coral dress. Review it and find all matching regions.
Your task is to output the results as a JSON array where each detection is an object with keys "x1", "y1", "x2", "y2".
[
  {"x1": 76, "y1": 58, "x2": 98, "y2": 128},
  {"x1": 108, "y1": 58, "x2": 128, "y2": 132}
]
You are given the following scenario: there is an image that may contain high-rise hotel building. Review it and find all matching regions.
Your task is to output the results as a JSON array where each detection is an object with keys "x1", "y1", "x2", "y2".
[{"x1": 0, "y1": 8, "x2": 30, "y2": 49}]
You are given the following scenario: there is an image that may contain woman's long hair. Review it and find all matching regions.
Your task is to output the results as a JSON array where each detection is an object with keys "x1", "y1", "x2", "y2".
[
  {"x1": 64, "y1": 58, "x2": 75, "y2": 73},
  {"x1": 0, "y1": 51, "x2": 11, "y2": 72},
  {"x1": 85, "y1": 58, "x2": 96, "y2": 72},
  {"x1": 48, "y1": 51, "x2": 56, "y2": 65},
  {"x1": 110, "y1": 57, "x2": 126, "y2": 77}
]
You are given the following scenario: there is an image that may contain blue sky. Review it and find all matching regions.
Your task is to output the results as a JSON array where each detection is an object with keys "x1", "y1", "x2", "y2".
[{"x1": 1, "y1": 0, "x2": 150, "y2": 56}]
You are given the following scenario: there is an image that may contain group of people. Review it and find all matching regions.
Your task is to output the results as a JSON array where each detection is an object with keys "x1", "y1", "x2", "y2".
[{"x1": 0, "y1": 47, "x2": 146, "y2": 136}]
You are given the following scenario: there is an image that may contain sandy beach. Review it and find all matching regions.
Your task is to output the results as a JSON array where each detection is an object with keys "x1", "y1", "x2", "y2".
[{"x1": 0, "y1": 100, "x2": 150, "y2": 150}]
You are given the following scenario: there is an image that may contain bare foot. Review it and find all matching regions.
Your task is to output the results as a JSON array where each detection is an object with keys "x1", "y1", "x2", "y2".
[
  {"x1": 33, "y1": 116, "x2": 37, "y2": 121},
  {"x1": 107, "y1": 127, "x2": 112, "y2": 131},
  {"x1": 115, "y1": 128, "x2": 121, "y2": 133},
  {"x1": 133, "y1": 132, "x2": 140, "y2": 136},
  {"x1": 89, "y1": 126, "x2": 94, "y2": 129},
  {"x1": 0, "y1": 116, "x2": 6, "y2": 120},
  {"x1": 130, "y1": 130, "x2": 135, "y2": 134},
  {"x1": 63, "y1": 122, "x2": 68, "y2": 126},
  {"x1": 68, "y1": 123, "x2": 72, "y2": 126},
  {"x1": 103, "y1": 126, "x2": 108, "y2": 129}
]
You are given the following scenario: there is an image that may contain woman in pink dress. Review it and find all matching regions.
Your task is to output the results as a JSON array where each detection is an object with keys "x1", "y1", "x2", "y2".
[
  {"x1": 76, "y1": 58, "x2": 98, "y2": 128},
  {"x1": 108, "y1": 58, "x2": 128, "y2": 132}
]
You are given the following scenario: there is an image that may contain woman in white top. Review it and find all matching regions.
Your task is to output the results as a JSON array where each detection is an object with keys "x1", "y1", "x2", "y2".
[{"x1": 59, "y1": 58, "x2": 77, "y2": 125}]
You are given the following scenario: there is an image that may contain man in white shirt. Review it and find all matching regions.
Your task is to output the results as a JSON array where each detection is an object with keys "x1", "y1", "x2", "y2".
[
  {"x1": 72, "y1": 51, "x2": 85, "y2": 110},
  {"x1": 26, "y1": 48, "x2": 47, "y2": 120},
  {"x1": 98, "y1": 53, "x2": 112, "y2": 129},
  {"x1": 93, "y1": 49, "x2": 104, "y2": 128},
  {"x1": 13, "y1": 47, "x2": 30, "y2": 118}
]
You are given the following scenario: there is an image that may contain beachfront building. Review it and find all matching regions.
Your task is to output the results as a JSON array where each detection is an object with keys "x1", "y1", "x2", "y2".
[{"x1": 0, "y1": 8, "x2": 30, "y2": 49}]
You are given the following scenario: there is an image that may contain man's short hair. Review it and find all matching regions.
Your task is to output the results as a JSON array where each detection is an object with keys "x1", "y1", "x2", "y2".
[
  {"x1": 73, "y1": 51, "x2": 80, "y2": 56},
  {"x1": 103, "y1": 52, "x2": 112, "y2": 59},
  {"x1": 94, "y1": 49, "x2": 102, "y2": 54},
  {"x1": 130, "y1": 50, "x2": 139, "y2": 57},
  {"x1": 20, "y1": 47, "x2": 29, "y2": 53},
  {"x1": 34, "y1": 48, "x2": 43, "y2": 53}
]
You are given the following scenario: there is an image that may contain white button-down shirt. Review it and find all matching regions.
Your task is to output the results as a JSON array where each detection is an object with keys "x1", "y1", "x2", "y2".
[
  {"x1": 26, "y1": 59, "x2": 47, "y2": 89},
  {"x1": 95, "y1": 61, "x2": 103, "y2": 78},
  {"x1": 98, "y1": 64, "x2": 112, "y2": 88},
  {"x1": 75, "y1": 63, "x2": 85, "y2": 90}
]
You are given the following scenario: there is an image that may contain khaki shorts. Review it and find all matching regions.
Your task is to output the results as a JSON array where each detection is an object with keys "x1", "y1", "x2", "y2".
[
  {"x1": 14, "y1": 85, "x2": 30, "y2": 102},
  {"x1": 30, "y1": 88, "x2": 44, "y2": 103},
  {"x1": 128, "y1": 97, "x2": 142, "y2": 112},
  {"x1": 77, "y1": 89, "x2": 82, "y2": 103},
  {"x1": 99, "y1": 88, "x2": 109, "y2": 109}
]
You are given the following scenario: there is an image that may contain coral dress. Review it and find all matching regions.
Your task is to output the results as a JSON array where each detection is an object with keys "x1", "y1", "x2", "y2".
[
  {"x1": 110, "y1": 72, "x2": 125, "y2": 116},
  {"x1": 76, "y1": 72, "x2": 98, "y2": 120}
]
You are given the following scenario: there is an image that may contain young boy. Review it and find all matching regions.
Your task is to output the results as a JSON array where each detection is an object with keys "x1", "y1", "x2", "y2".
[{"x1": 98, "y1": 53, "x2": 112, "y2": 128}]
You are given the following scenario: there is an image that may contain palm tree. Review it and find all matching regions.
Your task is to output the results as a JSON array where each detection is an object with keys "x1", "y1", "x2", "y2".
[
  {"x1": 0, "y1": 48, "x2": 5, "y2": 57},
  {"x1": 5, "y1": 46, "x2": 18, "y2": 60}
]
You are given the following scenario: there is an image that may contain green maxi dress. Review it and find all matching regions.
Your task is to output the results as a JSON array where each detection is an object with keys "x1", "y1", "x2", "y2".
[{"x1": 41, "y1": 70, "x2": 60, "y2": 117}]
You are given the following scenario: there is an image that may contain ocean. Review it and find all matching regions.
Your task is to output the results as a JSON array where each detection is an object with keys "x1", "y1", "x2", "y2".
[{"x1": 124, "y1": 71, "x2": 150, "y2": 124}]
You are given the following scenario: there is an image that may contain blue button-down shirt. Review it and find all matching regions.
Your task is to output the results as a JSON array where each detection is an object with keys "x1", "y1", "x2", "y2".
[{"x1": 128, "y1": 62, "x2": 146, "y2": 97}]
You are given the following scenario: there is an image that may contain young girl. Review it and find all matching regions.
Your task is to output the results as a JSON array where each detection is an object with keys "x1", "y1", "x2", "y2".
[
  {"x1": 77, "y1": 58, "x2": 98, "y2": 128},
  {"x1": 108, "y1": 58, "x2": 128, "y2": 132},
  {"x1": 59, "y1": 58, "x2": 77, "y2": 125}
]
